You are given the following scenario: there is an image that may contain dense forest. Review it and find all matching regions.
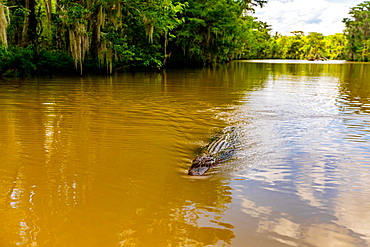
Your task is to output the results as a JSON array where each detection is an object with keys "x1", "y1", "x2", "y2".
[{"x1": 0, "y1": 0, "x2": 369, "y2": 76}]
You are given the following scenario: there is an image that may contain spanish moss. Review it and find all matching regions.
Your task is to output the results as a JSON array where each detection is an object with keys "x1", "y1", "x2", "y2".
[{"x1": 0, "y1": 2, "x2": 9, "y2": 47}]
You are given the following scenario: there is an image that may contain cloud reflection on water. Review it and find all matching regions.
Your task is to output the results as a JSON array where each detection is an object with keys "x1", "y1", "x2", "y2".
[{"x1": 225, "y1": 62, "x2": 370, "y2": 246}]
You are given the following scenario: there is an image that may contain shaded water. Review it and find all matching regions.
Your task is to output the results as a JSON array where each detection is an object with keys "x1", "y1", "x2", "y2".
[{"x1": 1, "y1": 61, "x2": 370, "y2": 246}]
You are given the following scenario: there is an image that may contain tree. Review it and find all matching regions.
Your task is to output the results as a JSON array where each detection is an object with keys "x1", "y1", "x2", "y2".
[
  {"x1": 238, "y1": 17, "x2": 272, "y2": 59},
  {"x1": 168, "y1": 0, "x2": 267, "y2": 65},
  {"x1": 1, "y1": 0, "x2": 270, "y2": 75},
  {"x1": 324, "y1": 33, "x2": 346, "y2": 60},
  {"x1": 260, "y1": 31, "x2": 347, "y2": 61},
  {"x1": 301, "y1": 32, "x2": 326, "y2": 60},
  {"x1": 343, "y1": 1, "x2": 370, "y2": 61}
]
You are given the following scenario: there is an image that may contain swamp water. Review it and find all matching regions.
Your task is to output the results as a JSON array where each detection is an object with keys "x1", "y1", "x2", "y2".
[{"x1": 0, "y1": 60, "x2": 370, "y2": 246}]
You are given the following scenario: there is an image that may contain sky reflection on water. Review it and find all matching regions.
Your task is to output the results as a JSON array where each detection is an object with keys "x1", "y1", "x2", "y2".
[{"x1": 223, "y1": 62, "x2": 370, "y2": 246}]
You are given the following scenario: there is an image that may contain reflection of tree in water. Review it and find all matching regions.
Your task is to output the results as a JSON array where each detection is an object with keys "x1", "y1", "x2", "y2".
[
  {"x1": 336, "y1": 63, "x2": 370, "y2": 142},
  {"x1": 337, "y1": 63, "x2": 370, "y2": 114}
]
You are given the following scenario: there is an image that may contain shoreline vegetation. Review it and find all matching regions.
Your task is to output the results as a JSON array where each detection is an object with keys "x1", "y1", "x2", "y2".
[{"x1": 0, "y1": 0, "x2": 369, "y2": 77}]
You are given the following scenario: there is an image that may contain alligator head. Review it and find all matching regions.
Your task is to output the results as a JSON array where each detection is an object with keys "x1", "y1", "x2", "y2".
[{"x1": 188, "y1": 154, "x2": 216, "y2": 176}]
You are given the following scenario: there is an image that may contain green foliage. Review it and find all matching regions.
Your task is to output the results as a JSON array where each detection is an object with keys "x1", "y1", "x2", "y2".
[
  {"x1": 261, "y1": 32, "x2": 346, "y2": 60},
  {"x1": 324, "y1": 33, "x2": 347, "y2": 60},
  {"x1": 1, "y1": 0, "x2": 271, "y2": 74},
  {"x1": 35, "y1": 49, "x2": 75, "y2": 74},
  {"x1": 169, "y1": 0, "x2": 269, "y2": 65},
  {"x1": 343, "y1": 1, "x2": 370, "y2": 61},
  {"x1": 0, "y1": 44, "x2": 74, "y2": 77},
  {"x1": 236, "y1": 17, "x2": 272, "y2": 59},
  {"x1": 3, "y1": 0, "x2": 367, "y2": 77},
  {"x1": 6, "y1": 5, "x2": 30, "y2": 46},
  {"x1": 0, "y1": 45, "x2": 37, "y2": 77}
]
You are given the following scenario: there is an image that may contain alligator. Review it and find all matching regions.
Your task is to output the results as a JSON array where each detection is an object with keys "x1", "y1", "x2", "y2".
[{"x1": 188, "y1": 128, "x2": 235, "y2": 176}]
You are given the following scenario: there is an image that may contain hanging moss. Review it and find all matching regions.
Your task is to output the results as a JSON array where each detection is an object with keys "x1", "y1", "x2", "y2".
[
  {"x1": 68, "y1": 25, "x2": 90, "y2": 75},
  {"x1": 96, "y1": 4, "x2": 113, "y2": 74},
  {"x1": 0, "y1": 2, "x2": 9, "y2": 47},
  {"x1": 58, "y1": 2, "x2": 92, "y2": 75},
  {"x1": 142, "y1": 15, "x2": 154, "y2": 43}
]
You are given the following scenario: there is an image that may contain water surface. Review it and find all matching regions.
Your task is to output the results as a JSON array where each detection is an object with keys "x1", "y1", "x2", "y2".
[{"x1": 1, "y1": 61, "x2": 370, "y2": 246}]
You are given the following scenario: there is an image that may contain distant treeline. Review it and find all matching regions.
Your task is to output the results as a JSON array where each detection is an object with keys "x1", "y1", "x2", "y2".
[
  {"x1": 246, "y1": 31, "x2": 346, "y2": 61},
  {"x1": 0, "y1": 0, "x2": 368, "y2": 76}
]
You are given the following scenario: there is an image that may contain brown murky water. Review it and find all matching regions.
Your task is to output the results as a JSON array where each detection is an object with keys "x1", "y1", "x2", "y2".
[{"x1": 1, "y1": 61, "x2": 370, "y2": 246}]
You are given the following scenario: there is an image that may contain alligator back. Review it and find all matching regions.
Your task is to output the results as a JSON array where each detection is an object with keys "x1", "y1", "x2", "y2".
[
  {"x1": 188, "y1": 128, "x2": 235, "y2": 176},
  {"x1": 207, "y1": 134, "x2": 230, "y2": 155}
]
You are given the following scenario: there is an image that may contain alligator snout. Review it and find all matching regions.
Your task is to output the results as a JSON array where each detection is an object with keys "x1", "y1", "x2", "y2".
[{"x1": 188, "y1": 155, "x2": 216, "y2": 176}]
